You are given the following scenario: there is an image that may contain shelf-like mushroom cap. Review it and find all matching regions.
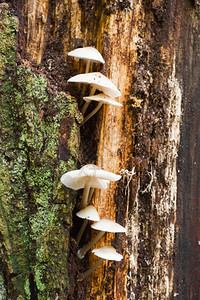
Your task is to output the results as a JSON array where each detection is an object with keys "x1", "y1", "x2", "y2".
[
  {"x1": 68, "y1": 47, "x2": 105, "y2": 64},
  {"x1": 76, "y1": 205, "x2": 100, "y2": 221},
  {"x1": 91, "y1": 218, "x2": 126, "y2": 233},
  {"x1": 61, "y1": 164, "x2": 120, "y2": 190},
  {"x1": 92, "y1": 245, "x2": 123, "y2": 261},
  {"x1": 68, "y1": 72, "x2": 121, "y2": 97},
  {"x1": 83, "y1": 93, "x2": 123, "y2": 107}
]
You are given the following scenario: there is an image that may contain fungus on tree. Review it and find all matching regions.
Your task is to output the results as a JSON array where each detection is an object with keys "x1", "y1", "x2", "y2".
[
  {"x1": 61, "y1": 164, "x2": 121, "y2": 209},
  {"x1": 82, "y1": 93, "x2": 122, "y2": 124},
  {"x1": 77, "y1": 245, "x2": 123, "y2": 281},
  {"x1": 68, "y1": 47, "x2": 105, "y2": 73},
  {"x1": 77, "y1": 218, "x2": 126, "y2": 259},
  {"x1": 76, "y1": 205, "x2": 100, "y2": 244},
  {"x1": 68, "y1": 72, "x2": 121, "y2": 115}
]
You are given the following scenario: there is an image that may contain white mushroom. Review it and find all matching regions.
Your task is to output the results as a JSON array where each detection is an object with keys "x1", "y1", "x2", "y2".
[
  {"x1": 68, "y1": 47, "x2": 105, "y2": 73},
  {"x1": 61, "y1": 164, "x2": 121, "y2": 209},
  {"x1": 68, "y1": 72, "x2": 121, "y2": 115},
  {"x1": 82, "y1": 93, "x2": 123, "y2": 124},
  {"x1": 77, "y1": 218, "x2": 126, "y2": 259},
  {"x1": 92, "y1": 245, "x2": 123, "y2": 261},
  {"x1": 77, "y1": 245, "x2": 123, "y2": 281},
  {"x1": 76, "y1": 204, "x2": 100, "y2": 220},
  {"x1": 76, "y1": 205, "x2": 100, "y2": 244}
]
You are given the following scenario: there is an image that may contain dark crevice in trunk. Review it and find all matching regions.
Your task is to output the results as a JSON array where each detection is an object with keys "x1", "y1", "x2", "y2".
[{"x1": 29, "y1": 273, "x2": 38, "y2": 300}]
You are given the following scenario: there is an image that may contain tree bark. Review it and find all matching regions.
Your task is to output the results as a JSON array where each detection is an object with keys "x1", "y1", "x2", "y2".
[
  {"x1": 0, "y1": 1, "x2": 199, "y2": 299},
  {"x1": 0, "y1": 3, "x2": 82, "y2": 299}
]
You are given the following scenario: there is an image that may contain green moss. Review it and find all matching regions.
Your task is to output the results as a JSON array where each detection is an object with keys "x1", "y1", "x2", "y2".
[
  {"x1": 35, "y1": 268, "x2": 46, "y2": 292},
  {"x1": 24, "y1": 278, "x2": 31, "y2": 299},
  {"x1": 0, "y1": 4, "x2": 82, "y2": 299},
  {"x1": 16, "y1": 296, "x2": 25, "y2": 300},
  {"x1": 0, "y1": 272, "x2": 7, "y2": 300}
]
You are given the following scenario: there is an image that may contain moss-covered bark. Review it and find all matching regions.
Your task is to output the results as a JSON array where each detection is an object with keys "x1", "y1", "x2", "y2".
[{"x1": 0, "y1": 4, "x2": 82, "y2": 299}]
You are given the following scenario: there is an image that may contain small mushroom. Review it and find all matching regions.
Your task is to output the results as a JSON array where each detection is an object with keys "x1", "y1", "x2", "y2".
[
  {"x1": 77, "y1": 218, "x2": 126, "y2": 259},
  {"x1": 82, "y1": 93, "x2": 123, "y2": 124},
  {"x1": 61, "y1": 164, "x2": 121, "y2": 209},
  {"x1": 77, "y1": 245, "x2": 123, "y2": 281},
  {"x1": 68, "y1": 47, "x2": 105, "y2": 73},
  {"x1": 76, "y1": 205, "x2": 100, "y2": 244},
  {"x1": 68, "y1": 72, "x2": 121, "y2": 115}
]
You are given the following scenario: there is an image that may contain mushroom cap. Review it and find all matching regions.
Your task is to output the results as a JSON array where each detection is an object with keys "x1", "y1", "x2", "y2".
[
  {"x1": 80, "y1": 164, "x2": 121, "y2": 181},
  {"x1": 83, "y1": 93, "x2": 123, "y2": 107},
  {"x1": 68, "y1": 47, "x2": 105, "y2": 64},
  {"x1": 92, "y1": 245, "x2": 123, "y2": 261},
  {"x1": 68, "y1": 72, "x2": 121, "y2": 97},
  {"x1": 61, "y1": 164, "x2": 121, "y2": 190},
  {"x1": 61, "y1": 170, "x2": 109, "y2": 190},
  {"x1": 91, "y1": 218, "x2": 126, "y2": 233},
  {"x1": 76, "y1": 205, "x2": 100, "y2": 221}
]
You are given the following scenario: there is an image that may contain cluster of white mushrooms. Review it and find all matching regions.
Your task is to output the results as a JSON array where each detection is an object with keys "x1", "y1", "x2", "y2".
[
  {"x1": 67, "y1": 47, "x2": 122, "y2": 124},
  {"x1": 61, "y1": 47, "x2": 125, "y2": 281}
]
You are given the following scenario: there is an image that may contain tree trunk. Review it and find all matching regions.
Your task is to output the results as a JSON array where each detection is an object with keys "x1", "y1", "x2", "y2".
[{"x1": 0, "y1": 1, "x2": 199, "y2": 299}]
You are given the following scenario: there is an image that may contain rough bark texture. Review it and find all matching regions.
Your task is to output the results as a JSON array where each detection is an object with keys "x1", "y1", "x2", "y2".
[
  {"x1": 175, "y1": 2, "x2": 200, "y2": 299},
  {"x1": 0, "y1": 0, "x2": 199, "y2": 299},
  {"x1": 0, "y1": 3, "x2": 82, "y2": 299}
]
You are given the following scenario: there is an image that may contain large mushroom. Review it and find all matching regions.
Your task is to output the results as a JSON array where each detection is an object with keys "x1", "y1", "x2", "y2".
[
  {"x1": 68, "y1": 47, "x2": 105, "y2": 73},
  {"x1": 77, "y1": 218, "x2": 126, "y2": 259},
  {"x1": 82, "y1": 93, "x2": 123, "y2": 124},
  {"x1": 77, "y1": 245, "x2": 123, "y2": 281},
  {"x1": 68, "y1": 72, "x2": 121, "y2": 115},
  {"x1": 61, "y1": 164, "x2": 121, "y2": 209},
  {"x1": 76, "y1": 205, "x2": 100, "y2": 244}
]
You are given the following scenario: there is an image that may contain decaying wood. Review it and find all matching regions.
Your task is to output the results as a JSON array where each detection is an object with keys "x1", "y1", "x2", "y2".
[
  {"x1": 1, "y1": 0, "x2": 199, "y2": 299},
  {"x1": 25, "y1": 0, "x2": 49, "y2": 64},
  {"x1": 90, "y1": 3, "x2": 182, "y2": 298}
]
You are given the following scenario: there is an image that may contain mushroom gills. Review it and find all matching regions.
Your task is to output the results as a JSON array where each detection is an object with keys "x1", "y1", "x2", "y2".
[{"x1": 82, "y1": 93, "x2": 122, "y2": 124}]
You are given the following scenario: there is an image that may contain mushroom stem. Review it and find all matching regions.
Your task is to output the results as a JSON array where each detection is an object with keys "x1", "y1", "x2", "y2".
[
  {"x1": 82, "y1": 102, "x2": 103, "y2": 124},
  {"x1": 77, "y1": 258, "x2": 104, "y2": 281},
  {"x1": 77, "y1": 231, "x2": 105, "y2": 259},
  {"x1": 81, "y1": 86, "x2": 96, "y2": 115},
  {"x1": 81, "y1": 182, "x2": 90, "y2": 209},
  {"x1": 88, "y1": 187, "x2": 94, "y2": 203},
  {"x1": 85, "y1": 60, "x2": 91, "y2": 73},
  {"x1": 82, "y1": 60, "x2": 92, "y2": 94},
  {"x1": 90, "y1": 86, "x2": 97, "y2": 96},
  {"x1": 76, "y1": 219, "x2": 88, "y2": 244}
]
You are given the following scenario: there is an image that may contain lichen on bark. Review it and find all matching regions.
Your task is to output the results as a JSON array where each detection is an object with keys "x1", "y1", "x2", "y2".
[{"x1": 0, "y1": 4, "x2": 82, "y2": 299}]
